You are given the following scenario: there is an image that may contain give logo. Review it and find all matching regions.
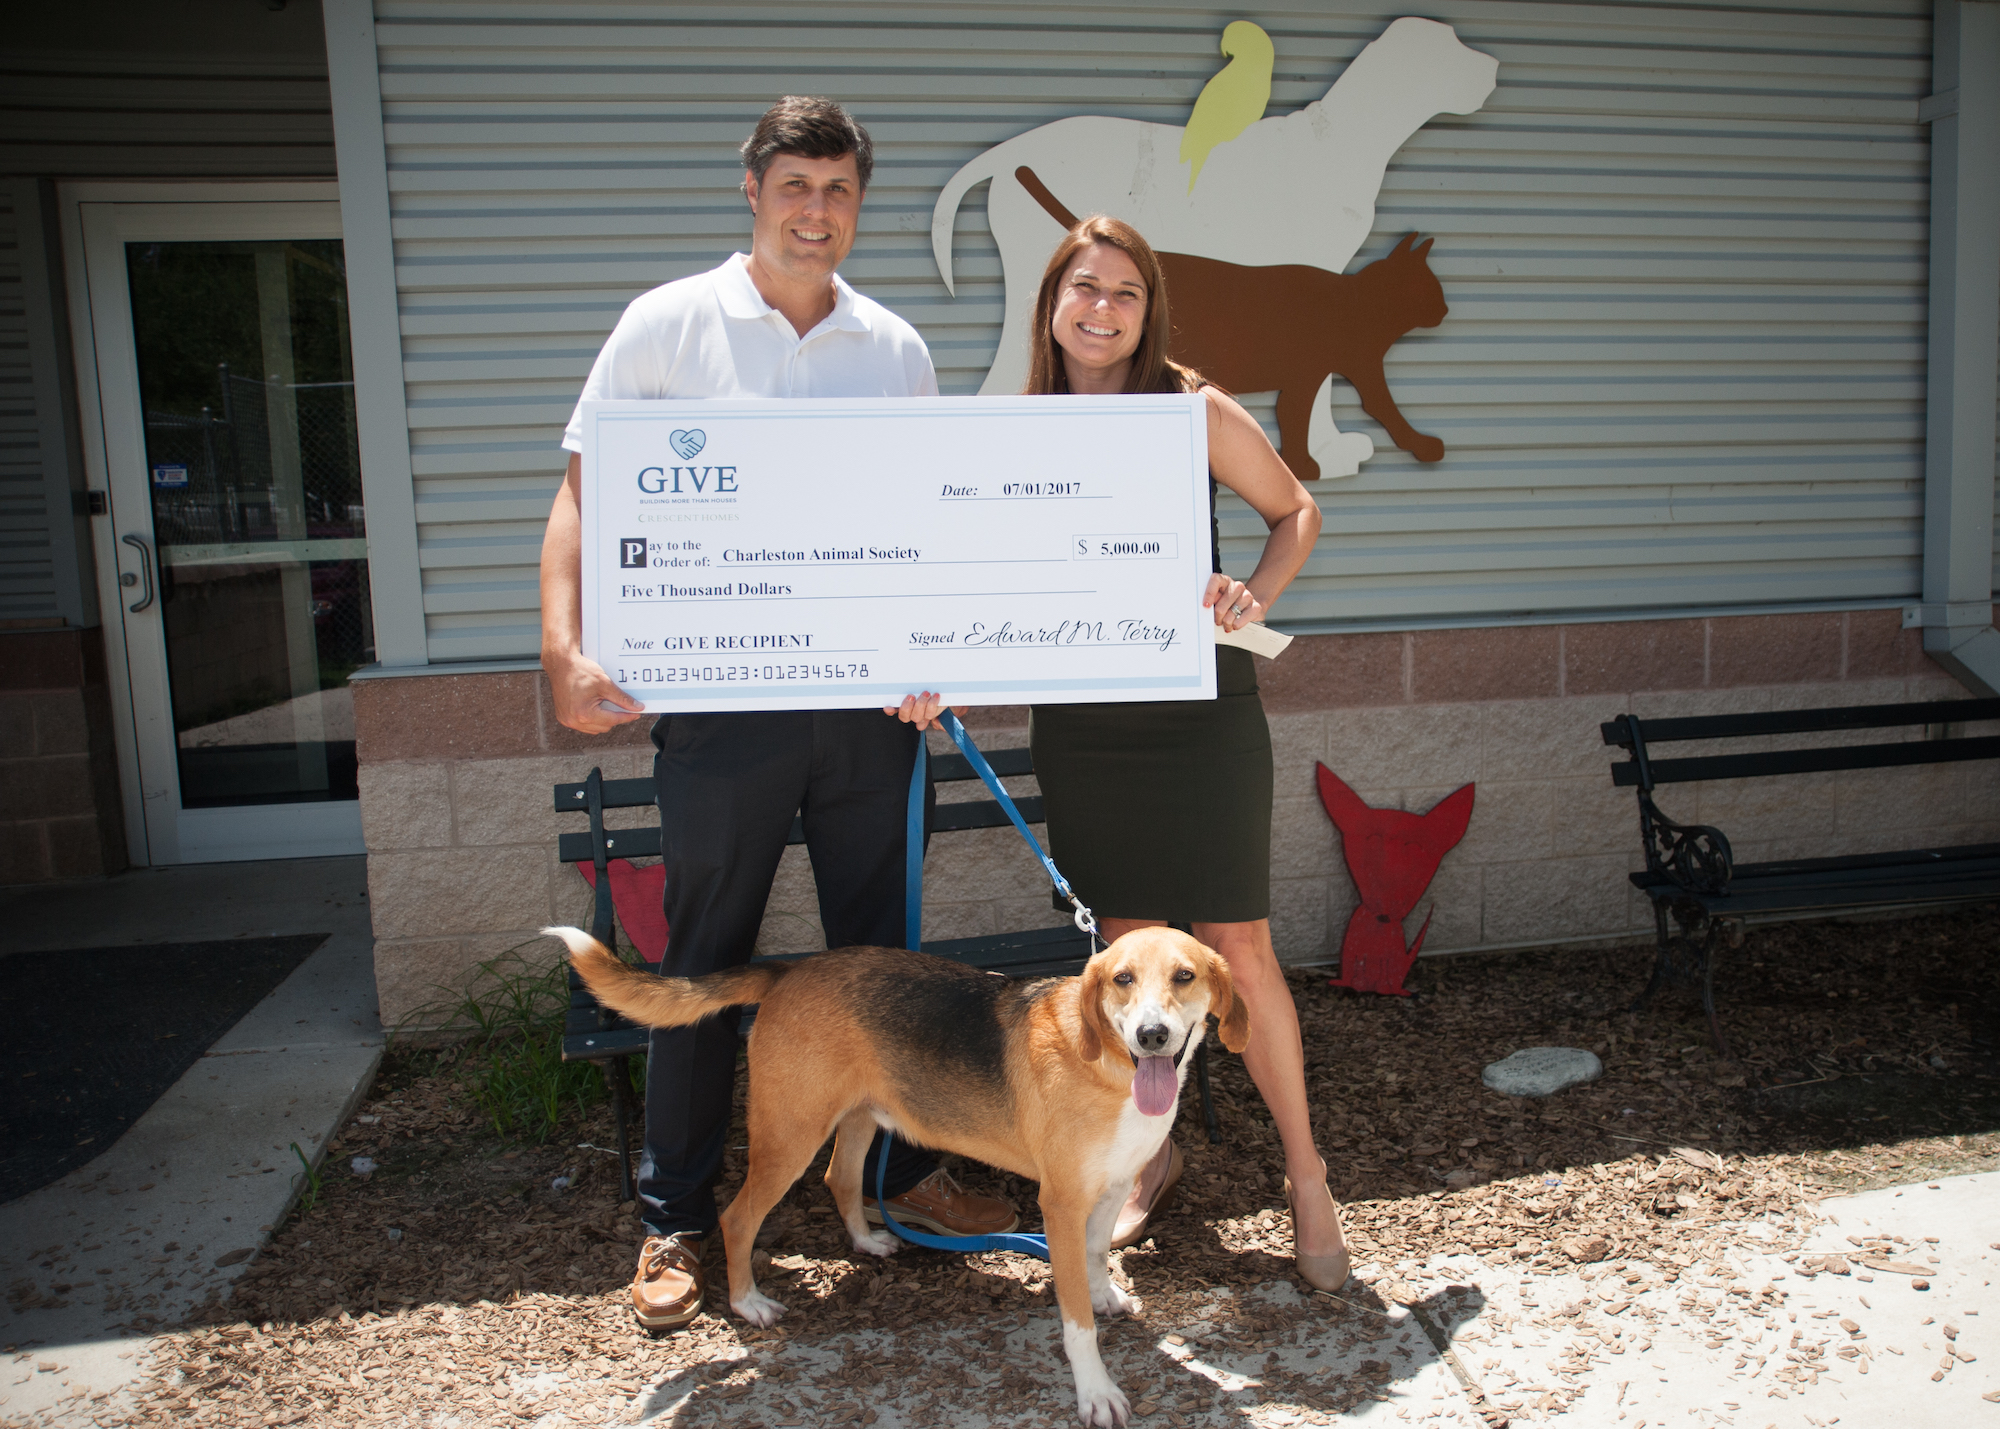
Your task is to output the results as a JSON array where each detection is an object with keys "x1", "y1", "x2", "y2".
[{"x1": 669, "y1": 428, "x2": 706, "y2": 460}]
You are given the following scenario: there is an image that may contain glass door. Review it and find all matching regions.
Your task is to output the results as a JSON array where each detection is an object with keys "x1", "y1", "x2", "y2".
[{"x1": 81, "y1": 200, "x2": 371, "y2": 863}]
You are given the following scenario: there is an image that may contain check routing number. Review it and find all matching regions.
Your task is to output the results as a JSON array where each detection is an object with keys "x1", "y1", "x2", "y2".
[{"x1": 578, "y1": 395, "x2": 1216, "y2": 713}]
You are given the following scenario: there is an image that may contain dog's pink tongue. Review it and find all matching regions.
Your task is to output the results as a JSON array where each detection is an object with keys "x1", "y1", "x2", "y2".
[{"x1": 1132, "y1": 1056, "x2": 1178, "y2": 1116}]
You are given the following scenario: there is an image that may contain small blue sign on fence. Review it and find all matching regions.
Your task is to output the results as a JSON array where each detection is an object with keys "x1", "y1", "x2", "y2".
[{"x1": 150, "y1": 464, "x2": 190, "y2": 489}]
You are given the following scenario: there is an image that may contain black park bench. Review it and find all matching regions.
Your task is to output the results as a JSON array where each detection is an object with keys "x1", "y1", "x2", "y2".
[
  {"x1": 1603, "y1": 696, "x2": 2000, "y2": 1055},
  {"x1": 554, "y1": 745, "x2": 1223, "y2": 1201}
]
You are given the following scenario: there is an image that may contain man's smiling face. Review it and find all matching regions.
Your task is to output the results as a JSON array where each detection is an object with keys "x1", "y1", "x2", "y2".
[{"x1": 744, "y1": 153, "x2": 863, "y2": 289}]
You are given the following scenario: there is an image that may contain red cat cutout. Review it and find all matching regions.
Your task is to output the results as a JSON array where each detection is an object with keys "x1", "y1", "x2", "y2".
[{"x1": 1315, "y1": 764, "x2": 1474, "y2": 996}]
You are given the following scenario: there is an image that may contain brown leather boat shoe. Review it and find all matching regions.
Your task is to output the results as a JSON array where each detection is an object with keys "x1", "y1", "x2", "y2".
[
  {"x1": 632, "y1": 1232, "x2": 704, "y2": 1330},
  {"x1": 862, "y1": 1168, "x2": 1018, "y2": 1237}
]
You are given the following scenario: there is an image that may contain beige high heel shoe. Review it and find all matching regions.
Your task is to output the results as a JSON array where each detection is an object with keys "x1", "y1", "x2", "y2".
[{"x1": 1284, "y1": 1177, "x2": 1351, "y2": 1293}]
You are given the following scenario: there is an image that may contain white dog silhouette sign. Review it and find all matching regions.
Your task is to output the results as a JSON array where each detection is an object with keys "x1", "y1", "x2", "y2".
[{"x1": 932, "y1": 17, "x2": 1498, "y2": 479}]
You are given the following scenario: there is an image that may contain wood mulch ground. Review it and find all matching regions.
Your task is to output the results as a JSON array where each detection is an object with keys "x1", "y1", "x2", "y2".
[{"x1": 117, "y1": 904, "x2": 2000, "y2": 1427}]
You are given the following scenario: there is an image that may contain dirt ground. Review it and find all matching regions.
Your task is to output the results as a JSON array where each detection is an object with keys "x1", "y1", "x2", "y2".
[{"x1": 109, "y1": 904, "x2": 2000, "y2": 1427}]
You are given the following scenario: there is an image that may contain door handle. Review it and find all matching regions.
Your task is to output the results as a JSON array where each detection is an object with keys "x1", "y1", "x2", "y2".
[{"x1": 121, "y1": 532, "x2": 156, "y2": 613}]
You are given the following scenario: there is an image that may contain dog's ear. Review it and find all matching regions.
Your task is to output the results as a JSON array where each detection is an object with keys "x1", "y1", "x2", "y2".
[
  {"x1": 1076, "y1": 955, "x2": 1113, "y2": 1064},
  {"x1": 1206, "y1": 947, "x2": 1251, "y2": 1053}
]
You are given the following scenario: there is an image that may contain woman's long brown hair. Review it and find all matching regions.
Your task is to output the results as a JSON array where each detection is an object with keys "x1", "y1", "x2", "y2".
[{"x1": 1021, "y1": 214, "x2": 1203, "y2": 397}]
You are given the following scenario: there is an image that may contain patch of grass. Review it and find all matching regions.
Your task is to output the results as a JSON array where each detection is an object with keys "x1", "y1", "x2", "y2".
[
  {"x1": 289, "y1": 1141, "x2": 322, "y2": 1214},
  {"x1": 400, "y1": 938, "x2": 642, "y2": 1144}
]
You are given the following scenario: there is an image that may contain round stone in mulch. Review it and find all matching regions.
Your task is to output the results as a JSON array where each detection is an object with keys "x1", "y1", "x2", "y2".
[{"x1": 1481, "y1": 1046, "x2": 1604, "y2": 1098}]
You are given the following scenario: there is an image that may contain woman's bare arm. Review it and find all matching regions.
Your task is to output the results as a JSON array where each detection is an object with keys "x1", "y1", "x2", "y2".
[{"x1": 1201, "y1": 387, "x2": 1323, "y2": 628}]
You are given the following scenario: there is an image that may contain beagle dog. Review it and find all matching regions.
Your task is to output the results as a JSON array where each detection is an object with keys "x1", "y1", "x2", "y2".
[{"x1": 550, "y1": 924, "x2": 1249, "y2": 1428}]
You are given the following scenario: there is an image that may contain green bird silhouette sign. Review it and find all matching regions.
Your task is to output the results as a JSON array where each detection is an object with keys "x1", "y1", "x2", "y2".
[{"x1": 1181, "y1": 21, "x2": 1275, "y2": 191}]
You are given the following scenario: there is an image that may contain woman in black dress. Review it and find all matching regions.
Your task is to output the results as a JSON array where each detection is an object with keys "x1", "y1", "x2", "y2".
[{"x1": 1019, "y1": 215, "x2": 1346, "y2": 1290}]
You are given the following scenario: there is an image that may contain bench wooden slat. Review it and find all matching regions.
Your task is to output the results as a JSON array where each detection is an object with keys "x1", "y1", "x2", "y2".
[
  {"x1": 559, "y1": 827, "x2": 664, "y2": 862},
  {"x1": 933, "y1": 796, "x2": 1046, "y2": 831},
  {"x1": 923, "y1": 923, "x2": 1093, "y2": 974},
  {"x1": 1635, "y1": 849, "x2": 2000, "y2": 894},
  {"x1": 553, "y1": 777, "x2": 658, "y2": 812},
  {"x1": 555, "y1": 817, "x2": 820, "y2": 861},
  {"x1": 932, "y1": 747, "x2": 1034, "y2": 781},
  {"x1": 1633, "y1": 869, "x2": 2000, "y2": 918},
  {"x1": 1602, "y1": 697, "x2": 2000, "y2": 749},
  {"x1": 553, "y1": 749, "x2": 1032, "y2": 814},
  {"x1": 1731, "y1": 841, "x2": 2000, "y2": 881},
  {"x1": 1609, "y1": 734, "x2": 2000, "y2": 787},
  {"x1": 565, "y1": 1027, "x2": 650, "y2": 1059},
  {"x1": 558, "y1": 795, "x2": 1048, "y2": 862}
]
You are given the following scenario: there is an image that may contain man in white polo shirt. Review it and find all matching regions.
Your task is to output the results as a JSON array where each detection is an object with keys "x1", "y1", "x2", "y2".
[{"x1": 540, "y1": 96, "x2": 1016, "y2": 1333}]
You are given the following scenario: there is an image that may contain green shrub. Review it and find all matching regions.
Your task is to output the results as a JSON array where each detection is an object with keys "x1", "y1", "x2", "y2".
[{"x1": 401, "y1": 938, "x2": 643, "y2": 1143}]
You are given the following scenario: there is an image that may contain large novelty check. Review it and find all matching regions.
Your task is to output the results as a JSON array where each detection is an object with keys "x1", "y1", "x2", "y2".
[{"x1": 578, "y1": 395, "x2": 1215, "y2": 713}]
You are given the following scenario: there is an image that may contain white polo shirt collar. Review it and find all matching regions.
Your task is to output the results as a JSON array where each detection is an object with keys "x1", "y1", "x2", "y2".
[{"x1": 712, "y1": 252, "x2": 871, "y2": 339}]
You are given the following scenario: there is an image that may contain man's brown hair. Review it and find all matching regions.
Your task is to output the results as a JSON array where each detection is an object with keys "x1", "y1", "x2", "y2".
[
  {"x1": 1022, "y1": 214, "x2": 1202, "y2": 397},
  {"x1": 741, "y1": 96, "x2": 874, "y2": 190}
]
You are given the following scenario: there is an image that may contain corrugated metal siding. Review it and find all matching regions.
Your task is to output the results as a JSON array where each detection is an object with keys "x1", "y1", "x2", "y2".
[
  {"x1": 372, "y1": 0, "x2": 1933, "y2": 660},
  {"x1": 0, "y1": 186, "x2": 57, "y2": 621},
  {"x1": 0, "y1": 57, "x2": 337, "y2": 178}
]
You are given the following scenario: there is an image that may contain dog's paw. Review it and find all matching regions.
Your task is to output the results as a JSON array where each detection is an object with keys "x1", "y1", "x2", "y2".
[
  {"x1": 1073, "y1": 1379, "x2": 1130, "y2": 1427},
  {"x1": 731, "y1": 1288, "x2": 787, "y2": 1327},
  {"x1": 851, "y1": 1229, "x2": 900, "y2": 1258},
  {"x1": 1092, "y1": 1281, "x2": 1139, "y2": 1319}
]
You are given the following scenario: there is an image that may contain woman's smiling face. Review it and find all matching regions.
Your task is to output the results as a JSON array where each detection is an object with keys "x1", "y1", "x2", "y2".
[{"x1": 1050, "y1": 241, "x2": 1149, "y2": 387}]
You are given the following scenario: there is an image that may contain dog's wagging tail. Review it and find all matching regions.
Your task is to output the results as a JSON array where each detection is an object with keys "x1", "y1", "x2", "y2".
[{"x1": 543, "y1": 924, "x2": 788, "y2": 1026}]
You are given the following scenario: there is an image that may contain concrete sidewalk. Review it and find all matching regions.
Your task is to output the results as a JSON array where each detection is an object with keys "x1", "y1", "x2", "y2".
[
  {"x1": 612, "y1": 1173, "x2": 1997, "y2": 1429},
  {"x1": 1415, "y1": 1170, "x2": 1998, "y2": 1427},
  {"x1": 0, "y1": 857, "x2": 383, "y2": 1427}
]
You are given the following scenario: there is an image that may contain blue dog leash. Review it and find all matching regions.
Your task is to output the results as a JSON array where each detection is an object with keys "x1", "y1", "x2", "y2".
[
  {"x1": 906, "y1": 709, "x2": 1101, "y2": 952},
  {"x1": 890, "y1": 708, "x2": 1103, "y2": 1260},
  {"x1": 904, "y1": 730, "x2": 928, "y2": 953},
  {"x1": 872, "y1": 1131, "x2": 1050, "y2": 1260}
]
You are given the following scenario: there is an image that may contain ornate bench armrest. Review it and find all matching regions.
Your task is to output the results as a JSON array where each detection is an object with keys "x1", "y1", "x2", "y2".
[{"x1": 1638, "y1": 791, "x2": 1734, "y2": 895}]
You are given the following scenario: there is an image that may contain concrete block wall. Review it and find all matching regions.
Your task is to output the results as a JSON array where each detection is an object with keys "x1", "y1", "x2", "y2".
[
  {"x1": 353, "y1": 670, "x2": 653, "y2": 1027},
  {"x1": 352, "y1": 609, "x2": 1994, "y2": 1028},
  {"x1": 0, "y1": 627, "x2": 127, "y2": 883}
]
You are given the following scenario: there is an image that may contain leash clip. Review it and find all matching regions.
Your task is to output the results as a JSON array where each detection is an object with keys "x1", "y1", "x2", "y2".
[
  {"x1": 1054, "y1": 874, "x2": 1097, "y2": 937},
  {"x1": 1069, "y1": 896, "x2": 1098, "y2": 938}
]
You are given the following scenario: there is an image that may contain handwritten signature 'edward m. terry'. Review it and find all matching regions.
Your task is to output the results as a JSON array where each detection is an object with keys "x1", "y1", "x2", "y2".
[{"x1": 946, "y1": 618, "x2": 1179, "y2": 653}]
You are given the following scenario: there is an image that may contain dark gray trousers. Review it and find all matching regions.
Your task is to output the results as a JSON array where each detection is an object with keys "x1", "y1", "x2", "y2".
[{"x1": 638, "y1": 708, "x2": 936, "y2": 1237}]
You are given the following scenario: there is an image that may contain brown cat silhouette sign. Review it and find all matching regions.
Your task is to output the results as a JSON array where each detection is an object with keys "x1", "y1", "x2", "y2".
[{"x1": 1018, "y1": 165, "x2": 1447, "y2": 480}]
